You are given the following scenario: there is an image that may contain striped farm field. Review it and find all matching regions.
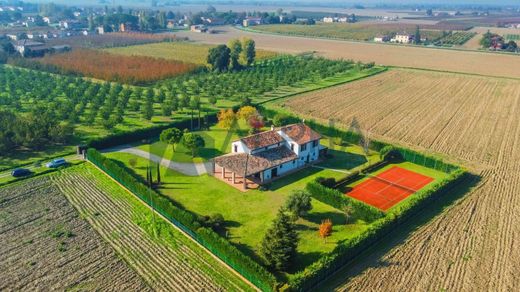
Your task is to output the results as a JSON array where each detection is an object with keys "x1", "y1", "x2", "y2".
[
  {"x1": 52, "y1": 164, "x2": 252, "y2": 292},
  {"x1": 269, "y1": 68, "x2": 520, "y2": 291}
]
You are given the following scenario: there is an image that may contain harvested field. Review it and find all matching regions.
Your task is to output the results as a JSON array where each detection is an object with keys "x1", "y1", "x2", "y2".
[
  {"x1": 175, "y1": 26, "x2": 520, "y2": 79},
  {"x1": 270, "y1": 68, "x2": 520, "y2": 291},
  {"x1": 0, "y1": 176, "x2": 149, "y2": 291},
  {"x1": 52, "y1": 164, "x2": 252, "y2": 291}
]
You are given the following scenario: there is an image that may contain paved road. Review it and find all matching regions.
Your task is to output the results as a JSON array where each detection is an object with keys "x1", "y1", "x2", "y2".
[
  {"x1": 0, "y1": 154, "x2": 82, "y2": 180},
  {"x1": 103, "y1": 145, "x2": 213, "y2": 176}
]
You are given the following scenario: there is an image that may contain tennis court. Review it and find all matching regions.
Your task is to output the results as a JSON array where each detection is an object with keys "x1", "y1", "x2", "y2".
[{"x1": 346, "y1": 166, "x2": 434, "y2": 211}]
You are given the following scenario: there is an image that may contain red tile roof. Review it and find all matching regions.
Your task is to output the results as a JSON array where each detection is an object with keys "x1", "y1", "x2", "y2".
[
  {"x1": 215, "y1": 147, "x2": 297, "y2": 176},
  {"x1": 279, "y1": 123, "x2": 321, "y2": 145},
  {"x1": 240, "y1": 130, "x2": 285, "y2": 150}
]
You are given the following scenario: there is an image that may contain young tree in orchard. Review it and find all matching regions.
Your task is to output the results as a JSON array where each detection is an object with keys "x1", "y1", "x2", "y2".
[
  {"x1": 227, "y1": 39, "x2": 243, "y2": 70},
  {"x1": 240, "y1": 38, "x2": 256, "y2": 66},
  {"x1": 260, "y1": 208, "x2": 298, "y2": 271},
  {"x1": 159, "y1": 127, "x2": 183, "y2": 151},
  {"x1": 207, "y1": 45, "x2": 231, "y2": 72},
  {"x1": 319, "y1": 219, "x2": 333, "y2": 243},
  {"x1": 182, "y1": 133, "x2": 205, "y2": 157},
  {"x1": 284, "y1": 190, "x2": 313, "y2": 219},
  {"x1": 217, "y1": 109, "x2": 236, "y2": 130}
]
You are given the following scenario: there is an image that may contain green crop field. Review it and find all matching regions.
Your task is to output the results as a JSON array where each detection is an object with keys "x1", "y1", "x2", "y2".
[{"x1": 505, "y1": 34, "x2": 520, "y2": 41}]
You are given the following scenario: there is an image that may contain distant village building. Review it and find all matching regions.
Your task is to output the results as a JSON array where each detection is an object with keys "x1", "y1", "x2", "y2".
[
  {"x1": 242, "y1": 17, "x2": 263, "y2": 27},
  {"x1": 190, "y1": 25, "x2": 208, "y2": 33},
  {"x1": 374, "y1": 35, "x2": 390, "y2": 43},
  {"x1": 96, "y1": 26, "x2": 105, "y2": 35},
  {"x1": 391, "y1": 33, "x2": 414, "y2": 44},
  {"x1": 13, "y1": 39, "x2": 46, "y2": 56},
  {"x1": 323, "y1": 17, "x2": 334, "y2": 23},
  {"x1": 201, "y1": 17, "x2": 225, "y2": 26},
  {"x1": 119, "y1": 22, "x2": 136, "y2": 32}
]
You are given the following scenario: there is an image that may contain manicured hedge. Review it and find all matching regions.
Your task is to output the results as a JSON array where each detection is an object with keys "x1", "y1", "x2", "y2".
[
  {"x1": 306, "y1": 180, "x2": 384, "y2": 222},
  {"x1": 289, "y1": 168, "x2": 466, "y2": 291},
  {"x1": 86, "y1": 149, "x2": 277, "y2": 291}
]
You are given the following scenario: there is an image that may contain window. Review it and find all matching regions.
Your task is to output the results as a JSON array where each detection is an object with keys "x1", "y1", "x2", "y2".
[
  {"x1": 300, "y1": 144, "x2": 307, "y2": 152},
  {"x1": 313, "y1": 140, "x2": 319, "y2": 148},
  {"x1": 234, "y1": 145, "x2": 238, "y2": 153},
  {"x1": 291, "y1": 144, "x2": 295, "y2": 151},
  {"x1": 280, "y1": 164, "x2": 283, "y2": 169}
]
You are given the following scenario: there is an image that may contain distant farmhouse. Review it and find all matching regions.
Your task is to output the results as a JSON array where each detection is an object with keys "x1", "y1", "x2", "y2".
[
  {"x1": 243, "y1": 17, "x2": 263, "y2": 27},
  {"x1": 190, "y1": 24, "x2": 208, "y2": 33},
  {"x1": 215, "y1": 123, "x2": 325, "y2": 189},
  {"x1": 374, "y1": 35, "x2": 390, "y2": 43},
  {"x1": 391, "y1": 33, "x2": 414, "y2": 44}
]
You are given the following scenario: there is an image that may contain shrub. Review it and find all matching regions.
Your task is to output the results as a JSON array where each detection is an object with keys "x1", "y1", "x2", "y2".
[
  {"x1": 316, "y1": 177, "x2": 336, "y2": 188},
  {"x1": 284, "y1": 190, "x2": 313, "y2": 219}
]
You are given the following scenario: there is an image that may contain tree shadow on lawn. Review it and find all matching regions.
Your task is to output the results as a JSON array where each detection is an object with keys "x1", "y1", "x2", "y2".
[
  {"x1": 318, "y1": 149, "x2": 368, "y2": 171},
  {"x1": 305, "y1": 211, "x2": 347, "y2": 226},
  {"x1": 319, "y1": 172, "x2": 481, "y2": 290},
  {"x1": 269, "y1": 167, "x2": 322, "y2": 191}
]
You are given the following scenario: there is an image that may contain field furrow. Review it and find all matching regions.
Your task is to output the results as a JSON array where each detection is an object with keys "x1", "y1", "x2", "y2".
[
  {"x1": 51, "y1": 164, "x2": 252, "y2": 292},
  {"x1": 270, "y1": 68, "x2": 520, "y2": 291}
]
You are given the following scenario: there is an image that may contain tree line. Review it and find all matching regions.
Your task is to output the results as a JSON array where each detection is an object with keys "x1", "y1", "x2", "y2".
[
  {"x1": 207, "y1": 38, "x2": 256, "y2": 72},
  {"x1": 0, "y1": 106, "x2": 74, "y2": 153}
]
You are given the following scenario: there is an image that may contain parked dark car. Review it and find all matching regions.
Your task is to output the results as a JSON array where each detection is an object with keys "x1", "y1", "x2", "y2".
[{"x1": 11, "y1": 168, "x2": 32, "y2": 178}]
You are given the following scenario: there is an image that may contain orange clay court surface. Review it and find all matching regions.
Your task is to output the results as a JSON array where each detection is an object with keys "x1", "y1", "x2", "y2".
[{"x1": 346, "y1": 166, "x2": 434, "y2": 211}]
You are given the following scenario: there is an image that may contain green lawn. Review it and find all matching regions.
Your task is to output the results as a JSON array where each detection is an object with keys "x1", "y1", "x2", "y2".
[
  {"x1": 105, "y1": 148, "x2": 372, "y2": 273},
  {"x1": 104, "y1": 41, "x2": 278, "y2": 65},
  {"x1": 135, "y1": 122, "x2": 251, "y2": 163}
]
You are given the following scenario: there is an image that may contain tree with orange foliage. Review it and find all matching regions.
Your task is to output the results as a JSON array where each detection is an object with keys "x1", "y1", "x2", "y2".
[
  {"x1": 319, "y1": 219, "x2": 333, "y2": 243},
  {"x1": 217, "y1": 109, "x2": 236, "y2": 130}
]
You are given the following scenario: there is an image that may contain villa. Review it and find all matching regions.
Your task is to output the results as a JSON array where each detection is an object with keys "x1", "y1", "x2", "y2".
[{"x1": 214, "y1": 123, "x2": 326, "y2": 190}]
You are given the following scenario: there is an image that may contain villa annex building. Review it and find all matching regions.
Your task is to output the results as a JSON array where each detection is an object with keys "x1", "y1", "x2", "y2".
[{"x1": 214, "y1": 123, "x2": 325, "y2": 189}]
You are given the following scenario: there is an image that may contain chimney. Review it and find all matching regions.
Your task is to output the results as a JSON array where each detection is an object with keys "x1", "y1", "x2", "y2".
[
  {"x1": 271, "y1": 125, "x2": 274, "y2": 131},
  {"x1": 302, "y1": 119, "x2": 306, "y2": 124}
]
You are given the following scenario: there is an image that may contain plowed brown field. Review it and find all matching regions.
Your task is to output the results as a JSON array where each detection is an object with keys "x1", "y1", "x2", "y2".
[
  {"x1": 175, "y1": 26, "x2": 520, "y2": 79},
  {"x1": 0, "y1": 176, "x2": 150, "y2": 291},
  {"x1": 272, "y1": 68, "x2": 520, "y2": 291}
]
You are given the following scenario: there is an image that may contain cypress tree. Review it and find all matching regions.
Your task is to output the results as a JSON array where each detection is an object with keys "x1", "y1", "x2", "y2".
[{"x1": 260, "y1": 208, "x2": 298, "y2": 271}]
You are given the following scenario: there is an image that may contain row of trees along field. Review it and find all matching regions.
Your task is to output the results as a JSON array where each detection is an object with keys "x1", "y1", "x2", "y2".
[
  {"x1": 0, "y1": 107, "x2": 73, "y2": 153},
  {"x1": 157, "y1": 55, "x2": 366, "y2": 105}
]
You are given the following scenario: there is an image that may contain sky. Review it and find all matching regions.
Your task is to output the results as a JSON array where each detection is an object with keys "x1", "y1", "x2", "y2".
[{"x1": 32, "y1": 0, "x2": 519, "y2": 6}]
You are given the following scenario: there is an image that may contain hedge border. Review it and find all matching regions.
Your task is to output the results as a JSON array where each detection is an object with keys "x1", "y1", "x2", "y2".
[{"x1": 86, "y1": 148, "x2": 277, "y2": 291}]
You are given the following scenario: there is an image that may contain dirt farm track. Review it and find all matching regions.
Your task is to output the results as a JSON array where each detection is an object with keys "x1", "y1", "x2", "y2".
[
  {"x1": 176, "y1": 26, "x2": 520, "y2": 79},
  {"x1": 272, "y1": 68, "x2": 520, "y2": 291}
]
